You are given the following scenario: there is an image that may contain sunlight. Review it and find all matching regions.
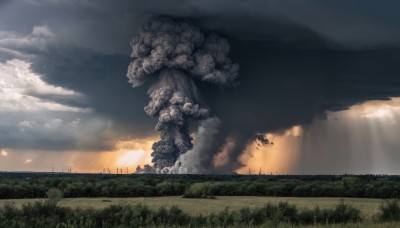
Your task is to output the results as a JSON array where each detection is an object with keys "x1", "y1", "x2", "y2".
[
  {"x1": 0, "y1": 149, "x2": 7, "y2": 157},
  {"x1": 116, "y1": 149, "x2": 145, "y2": 167},
  {"x1": 362, "y1": 105, "x2": 392, "y2": 119},
  {"x1": 237, "y1": 125, "x2": 303, "y2": 175},
  {"x1": 238, "y1": 98, "x2": 400, "y2": 175},
  {"x1": 0, "y1": 137, "x2": 156, "y2": 173}
]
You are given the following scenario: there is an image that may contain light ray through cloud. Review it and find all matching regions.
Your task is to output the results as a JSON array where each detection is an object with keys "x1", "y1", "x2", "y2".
[
  {"x1": 0, "y1": 149, "x2": 7, "y2": 157},
  {"x1": 239, "y1": 98, "x2": 400, "y2": 175}
]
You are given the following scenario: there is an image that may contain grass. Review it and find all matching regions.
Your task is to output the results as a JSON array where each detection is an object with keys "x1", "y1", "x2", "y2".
[
  {"x1": 293, "y1": 223, "x2": 400, "y2": 228},
  {"x1": 0, "y1": 196, "x2": 383, "y2": 220}
]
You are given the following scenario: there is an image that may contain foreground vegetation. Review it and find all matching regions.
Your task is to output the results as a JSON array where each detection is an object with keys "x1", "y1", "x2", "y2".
[
  {"x1": 0, "y1": 196, "x2": 383, "y2": 219},
  {"x1": 0, "y1": 173, "x2": 399, "y2": 227},
  {"x1": 0, "y1": 173, "x2": 399, "y2": 199},
  {"x1": 1, "y1": 199, "x2": 399, "y2": 227}
]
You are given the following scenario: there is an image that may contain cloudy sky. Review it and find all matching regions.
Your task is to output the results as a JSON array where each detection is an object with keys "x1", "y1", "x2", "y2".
[{"x1": 1, "y1": 0, "x2": 400, "y2": 174}]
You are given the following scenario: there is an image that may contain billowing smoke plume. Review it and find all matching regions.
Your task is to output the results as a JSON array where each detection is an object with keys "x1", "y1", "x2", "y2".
[
  {"x1": 127, "y1": 16, "x2": 239, "y2": 170},
  {"x1": 164, "y1": 117, "x2": 221, "y2": 174}
]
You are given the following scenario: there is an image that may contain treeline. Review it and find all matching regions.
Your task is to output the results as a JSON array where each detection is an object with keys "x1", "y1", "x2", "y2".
[{"x1": 0, "y1": 173, "x2": 399, "y2": 199}]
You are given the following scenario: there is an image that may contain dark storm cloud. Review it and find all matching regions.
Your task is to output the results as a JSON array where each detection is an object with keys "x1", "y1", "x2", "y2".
[
  {"x1": 1, "y1": 0, "x2": 400, "y2": 169},
  {"x1": 204, "y1": 44, "x2": 400, "y2": 171},
  {"x1": 6, "y1": 0, "x2": 400, "y2": 54},
  {"x1": 0, "y1": 112, "x2": 115, "y2": 151}
]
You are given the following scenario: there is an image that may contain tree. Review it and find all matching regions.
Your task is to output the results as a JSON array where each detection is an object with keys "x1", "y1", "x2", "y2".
[{"x1": 46, "y1": 188, "x2": 63, "y2": 205}]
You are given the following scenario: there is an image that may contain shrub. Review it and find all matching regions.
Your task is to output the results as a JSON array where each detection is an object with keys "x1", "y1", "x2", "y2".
[
  {"x1": 0, "y1": 202, "x2": 19, "y2": 219},
  {"x1": 0, "y1": 200, "x2": 365, "y2": 227},
  {"x1": 46, "y1": 188, "x2": 63, "y2": 204},
  {"x1": 250, "y1": 202, "x2": 298, "y2": 225},
  {"x1": 237, "y1": 207, "x2": 252, "y2": 224},
  {"x1": 296, "y1": 206, "x2": 318, "y2": 224},
  {"x1": 183, "y1": 182, "x2": 216, "y2": 199},
  {"x1": 276, "y1": 201, "x2": 298, "y2": 223},
  {"x1": 217, "y1": 207, "x2": 236, "y2": 226},
  {"x1": 297, "y1": 202, "x2": 361, "y2": 224},
  {"x1": 377, "y1": 199, "x2": 400, "y2": 222},
  {"x1": 167, "y1": 205, "x2": 190, "y2": 226},
  {"x1": 330, "y1": 201, "x2": 361, "y2": 223},
  {"x1": 22, "y1": 201, "x2": 56, "y2": 217}
]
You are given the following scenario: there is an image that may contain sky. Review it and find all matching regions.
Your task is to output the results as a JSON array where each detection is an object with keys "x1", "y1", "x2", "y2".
[{"x1": 1, "y1": 0, "x2": 400, "y2": 174}]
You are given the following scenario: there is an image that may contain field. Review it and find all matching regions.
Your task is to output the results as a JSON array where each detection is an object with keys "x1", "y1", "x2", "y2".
[
  {"x1": 0, "y1": 196, "x2": 383, "y2": 220},
  {"x1": 1, "y1": 174, "x2": 399, "y2": 227}
]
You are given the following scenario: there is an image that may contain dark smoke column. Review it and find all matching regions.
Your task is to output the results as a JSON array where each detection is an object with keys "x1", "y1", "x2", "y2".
[{"x1": 127, "y1": 16, "x2": 239, "y2": 170}]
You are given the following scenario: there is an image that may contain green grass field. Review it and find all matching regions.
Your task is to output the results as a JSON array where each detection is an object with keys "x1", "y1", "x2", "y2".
[{"x1": 0, "y1": 196, "x2": 384, "y2": 220}]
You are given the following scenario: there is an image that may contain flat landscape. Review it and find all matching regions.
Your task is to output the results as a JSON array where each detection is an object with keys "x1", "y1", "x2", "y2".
[
  {"x1": 1, "y1": 174, "x2": 399, "y2": 227},
  {"x1": 0, "y1": 196, "x2": 383, "y2": 219}
]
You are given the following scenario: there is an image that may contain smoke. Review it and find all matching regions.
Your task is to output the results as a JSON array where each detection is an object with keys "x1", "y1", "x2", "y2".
[
  {"x1": 127, "y1": 16, "x2": 239, "y2": 171},
  {"x1": 256, "y1": 134, "x2": 271, "y2": 146},
  {"x1": 127, "y1": 16, "x2": 239, "y2": 88},
  {"x1": 163, "y1": 117, "x2": 221, "y2": 174}
]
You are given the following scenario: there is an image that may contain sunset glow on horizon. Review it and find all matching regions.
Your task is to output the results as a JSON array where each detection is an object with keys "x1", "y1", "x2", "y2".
[{"x1": 0, "y1": 138, "x2": 155, "y2": 173}]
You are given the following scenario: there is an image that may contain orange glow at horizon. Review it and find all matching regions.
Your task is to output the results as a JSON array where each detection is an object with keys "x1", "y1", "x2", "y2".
[
  {"x1": 116, "y1": 149, "x2": 146, "y2": 167},
  {"x1": 213, "y1": 140, "x2": 235, "y2": 168},
  {"x1": 236, "y1": 126, "x2": 302, "y2": 175},
  {"x1": 0, "y1": 140, "x2": 154, "y2": 173},
  {"x1": 60, "y1": 137, "x2": 155, "y2": 173}
]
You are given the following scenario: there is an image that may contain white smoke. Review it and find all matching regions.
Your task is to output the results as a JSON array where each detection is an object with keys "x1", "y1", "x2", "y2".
[{"x1": 163, "y1": 117, "x2": 221, "y2": 174}]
